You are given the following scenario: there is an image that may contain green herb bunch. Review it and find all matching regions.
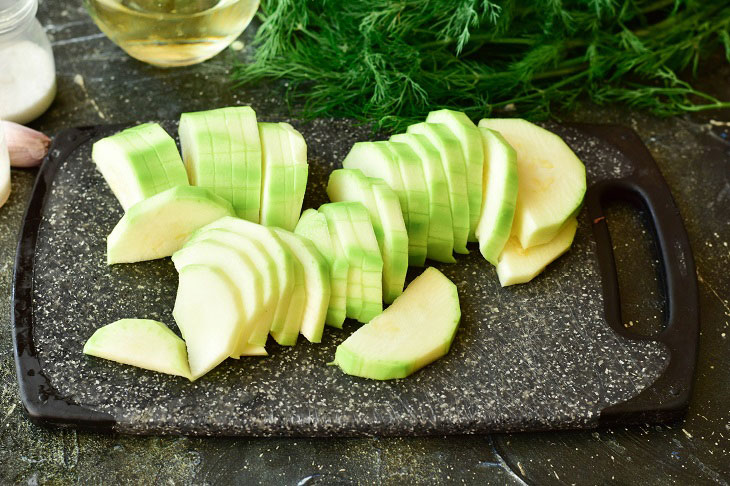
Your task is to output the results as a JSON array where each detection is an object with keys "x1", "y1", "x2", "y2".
[{"x1": 233, "y1": 0, "x2": 730, "y2": 132}]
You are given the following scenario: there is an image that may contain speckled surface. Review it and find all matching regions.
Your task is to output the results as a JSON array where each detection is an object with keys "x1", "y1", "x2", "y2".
[
  {"x1": 27, "y1": 120, "x2": 668, "y2": 436},
  {"x1": 1, "y1": 2, "x2": 728, "y2": 482}
]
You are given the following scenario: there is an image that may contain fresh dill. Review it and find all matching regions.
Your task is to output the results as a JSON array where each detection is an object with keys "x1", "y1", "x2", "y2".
[{"x1": 233, "y1": 0, "x2": 730, "y2": 132}]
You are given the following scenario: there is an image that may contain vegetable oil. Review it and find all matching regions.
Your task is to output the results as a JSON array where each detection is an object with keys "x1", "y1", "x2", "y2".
[{"x1": 85, "y1": 0, "x2": 259, "y2": 67}]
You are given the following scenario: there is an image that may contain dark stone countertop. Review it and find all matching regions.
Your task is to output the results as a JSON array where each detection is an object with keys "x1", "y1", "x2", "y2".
[{"x1": 1, "y1": 1, "x2": 728, "y2": 484}]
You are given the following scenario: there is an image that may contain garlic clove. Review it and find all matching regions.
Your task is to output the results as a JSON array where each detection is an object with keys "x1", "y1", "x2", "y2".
[{"x1": 2, "y1": 121, "x2": 51, "y2": 168}]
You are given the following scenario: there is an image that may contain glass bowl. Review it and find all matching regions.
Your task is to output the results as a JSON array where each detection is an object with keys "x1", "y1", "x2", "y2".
[{"x1": 84, "y1": 0, "x2": 259, "y2": 67}]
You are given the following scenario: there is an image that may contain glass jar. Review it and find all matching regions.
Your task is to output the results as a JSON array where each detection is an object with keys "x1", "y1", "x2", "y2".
[
  {"x1": 0, "y1": 118, "x2": 10, "y2": 207},
  {"x1": 0, "y1": 0, "x2": 56, "y2": 124},
  {"x1": 84, "y1": 0, "x2": 259, "y2": 67}
]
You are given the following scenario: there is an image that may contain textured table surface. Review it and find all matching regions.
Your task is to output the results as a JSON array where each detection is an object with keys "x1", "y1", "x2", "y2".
[{"x1": 1, "y1": 1, "x2": 728, "y2": 484}]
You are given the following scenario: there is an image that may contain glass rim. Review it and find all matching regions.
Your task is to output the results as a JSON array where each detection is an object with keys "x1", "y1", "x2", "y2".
[
  {"x1": 0, "y1": 0, "x2": 37, "y2": 35},
  {"x1": 87, "y1": 0, "x2": 256, "y2": 20}
]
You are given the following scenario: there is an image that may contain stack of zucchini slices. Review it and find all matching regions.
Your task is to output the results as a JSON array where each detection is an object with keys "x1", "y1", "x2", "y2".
[
  {"x1": 334, "y1": 110, "x2": 586, "y2": 290},
  {"x1": 90, "y1": 107, "x2": 327, "y2": 380},
  {"x1": 83, "y1": 107, "x2": 586, "y2": 382},
  {"x1": 96, "y1": 107, "x2": 309, "y2": 265}
]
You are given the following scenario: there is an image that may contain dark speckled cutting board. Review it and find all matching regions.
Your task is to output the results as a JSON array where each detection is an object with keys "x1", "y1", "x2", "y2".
[{"x1": 12, "y1": 119, "x2": 699, "y2": 436}]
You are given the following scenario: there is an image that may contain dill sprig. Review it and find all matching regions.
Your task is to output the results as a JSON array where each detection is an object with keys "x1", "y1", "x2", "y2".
[{"x1": 233, "y1": 0, "x2": 730, "y2": 132}]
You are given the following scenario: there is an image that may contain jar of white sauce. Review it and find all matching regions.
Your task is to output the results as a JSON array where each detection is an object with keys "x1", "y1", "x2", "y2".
[{"x1": 0, "y1": 0, "x2": 56, "y2": 124}]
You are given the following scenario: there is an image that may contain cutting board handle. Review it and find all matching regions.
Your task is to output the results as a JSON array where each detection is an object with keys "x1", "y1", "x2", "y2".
[{"x1": 578, "y1": 124, "x2": 699, "y2": 425}]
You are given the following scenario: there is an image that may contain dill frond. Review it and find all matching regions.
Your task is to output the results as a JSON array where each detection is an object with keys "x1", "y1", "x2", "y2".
[{"x1": 233, "y1": 0, "x2": 730, "y2": 132}]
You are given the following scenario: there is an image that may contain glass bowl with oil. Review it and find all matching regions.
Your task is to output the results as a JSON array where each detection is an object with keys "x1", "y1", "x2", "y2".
[{"x1": 85, "y1": 0, "x2": 259, "y2": 67}]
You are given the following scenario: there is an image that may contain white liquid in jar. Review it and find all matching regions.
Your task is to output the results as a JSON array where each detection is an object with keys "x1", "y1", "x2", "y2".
[
  {"x1": 0, "y1": 40, "x2": 57, "y2": 124},
  {"x1": 0, "y1": 123, "x2": 10, "y2": 208}
]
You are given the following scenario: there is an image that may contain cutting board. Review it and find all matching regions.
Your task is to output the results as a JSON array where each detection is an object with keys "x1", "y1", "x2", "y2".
[{"x1": 12, "y1": 120, "x2": 699, "y2": 436}]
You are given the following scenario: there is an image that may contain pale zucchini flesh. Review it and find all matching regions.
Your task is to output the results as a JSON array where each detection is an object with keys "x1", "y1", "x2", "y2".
[
  {"x1": 497, "y1": 218, "x2": 578, "y2": 286},
  {"x1": 83, "y1": 319, "x2": 192, "y2": 380},
  {"x1": 327, "y1": 169, "x2": 407, "y2": 306},
  {"x1": 320, "y1": 203, "x2": 364, "y2": 321},
  {"x1": 295, "y1": 209, "x2": 348, "y2": 328},
  {"x1": 383, "y1": 141, "x2": 429, "y2": 267},
  {"x1": 407, "y1": 122, "x2": 470, "y2": 254},
  {"x1": 259, "y1": 122, "x2": 287, "y2": 228},
  {"x1": 344, "y1": 202, "x2": 384, "y2": 323},
  {"x1": 326, "y1": 169, "x2": 383, "y2": 243},
  {"x1": 342, "y1": 142, "x2": 410, "y2": 226},
  {"x1": 92, "y1": 122, "x2": 189, "y2": 210},
  {"x1": 426, "y1": 109, "x2": 484, "y2": 242},
  {"x1": 333, "y1": 267, "x2": 461, "y2": 380},
  {"x1": 369, "y1": 178, "x2": 409, "y2": 304},
  {"x1": 184, "y1": 228, "x2": 278, "y2": 351},
  {"x1": 270, "y1": 245, "x2": 305, "y2": 346},
  {"x1": 279, "y1": 122, "x2": 309, "y2": 231},
  {"x1": 478, "y1": 118, "x2": 586, "y2": 248},
  {"x1": 173, "y1": 265, "x2": 242, "y2": 380},
  {"x1": 171, "y1": 240, "x2": 267, "y2": 357},
  {"x1": 390, "y1": 133, "x2": 455, "y2": 263},
  {"x1": 259, "y1": 122, "x2": 295, "y2": 230},
  {"x1": 476, "y1": 127, "x2": 519, "y2": 265},
  {"x1": 106, "y1": 186, "x2": 234, "y2": 264},
  {"x1": 179, "y1": 107, "x2": 262, "y2": 221},
  {"x1": 195, "y1": 216, "x2": 295, "y2": 337},
  {"x1": 273, "y1": 229, "x2": 331, "y2": 343}
]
